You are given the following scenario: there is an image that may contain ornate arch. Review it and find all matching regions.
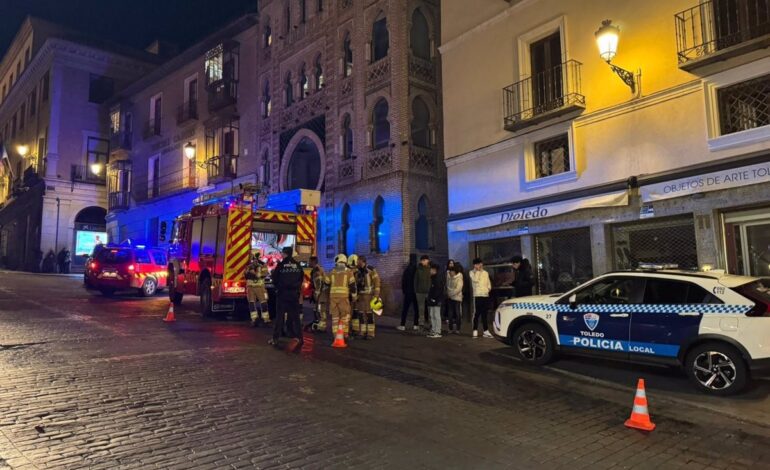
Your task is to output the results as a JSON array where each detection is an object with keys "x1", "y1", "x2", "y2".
[{"x1": 279, "y1": 128, "x2": 327, "y2": 192}]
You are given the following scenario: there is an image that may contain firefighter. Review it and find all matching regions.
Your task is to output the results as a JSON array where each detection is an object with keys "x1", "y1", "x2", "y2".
[
  {"x1": 325, "y1": 254, "x2": 357, "y2": 339},
  {"x1": 347, "y1": 254, "x2": 360, "y2": 336},
  {"x1": 355, "y1": 255, "x2": 381, "y2": 339},
  {"x1": 269, "y1": 246, "x2": 305, "y2": 349},
  {"x1": 245, "y1": 250, "x2": 270, "y2": 327},
  {"x1": 309, "y1": 256, "x2": 329, "y2": 332}
]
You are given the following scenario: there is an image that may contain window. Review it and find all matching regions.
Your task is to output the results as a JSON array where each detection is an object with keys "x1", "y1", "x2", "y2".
[
  {"x1": 415, "y1": 195, "x2": 431, "y2": 251},
  {"x1": 185, "y1": 76, "x2": 198, "y2": 109},
  {"x1": 411, "y1": 97, "x2": 431, "y2": 148},
  {"x1": 314, "y1": 56, "x2": 324, "y2": 90},
  {"x1": 317, "y1": 0, "x2": 324, "y2": 12},
  {"x1": 643, "y1": 279, "x2": 722, "y2": 304},
  {"x1": 343, "y1": 34, "x2": 353, "y2": 77},
  {"x1": 110, "y1": 110, "x2": 121, "y2": 135},
  {"x1": 190, "y1": 219, "x2": 203, "y2": 262},
  {"x1": 261, "y1": 150, "x2": 271, "y2": 187},
  {"x1": 299, "y1": 64, "x2": 309, "y2": 100},
  {"x1": 372, "y1": 99, "x2": 390, "y2": 149},
  {"x1": 573, "y1": 277, "x2": 643, "y2": 305},
  {"x1": 148, "y1": 155, "x2": 160, "y2": 198},
  {"x1": 264, "y1": 22, "x2": 273, "y2": 48},
  {"x1": 87, "y1": 137, "x2": 109, "y2": 168},
  {"x1": 372, "y1": 16, "x2": 389, "y2": 62},
  {"x1": 262, "y1": 80, "x2": 271, "y2": 117},
  {"x1": 341, "y1": 203, "x2": 354, "y2": 255},
  {"x1": 535, "y1": 228, "x2": 593, "y2": 294},
  {"x1": 151, "y1": 250, "x2": 167, "y2": 266},
  {"x1": 712, "y1": 0, "x2": 770, "y2": 50},
  {"x1": 135, "y1": 250, "x2": 152, "y2": 264},
  {"x1": 286, "y1": 137, "x2": 321, "y2": 190},
  {"x1": 717, "y1": 73, "x2": 770, "y2": 135},
  {"x1": 372, "y1": 196, "x2": 388, "y2": 253},
  {"x1": 300, "y1": 0, "x2": 307, "y2": 23},
  {"x1": 19, "y1": 104, "x2": 25, "y2": 130},
  {"x1": 410, "y1": 9, "x2": 431, "y2": 60},
  {"x1": 41, "y1": 71, "x2": 49, "y2": 102},
  {"x1": 201, "y1": 217, "x2": 219, "y2": 257},
  {"x1": 150, "y1": 94, "x2": 162, "y2": 135},
  {"x1": 530, "y1": 31, "x2": 563, "y2": 113},
  {"x1": 89, "y1": 74, "x2": 114, "y2": 103},
  {"x1": 29, "y1": 88, "x2": 36, "y2": 116},
  {"x1": 285, "y1": 73, "x2": 294, "y2": 106},
  {"x1": 285, "y1": 3, "x2": 291, "y2": 33},
  {"x1": 533, "y1": 133, "x2": 570, "y2": 178},
  {"x1": 205, "y1": 45, "x2": 224, "y2": 84},
  {"x1": 342, "y1": 114, "x2": 353, "y2": 159}
]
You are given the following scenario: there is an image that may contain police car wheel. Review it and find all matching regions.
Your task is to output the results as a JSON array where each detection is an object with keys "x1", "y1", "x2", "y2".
[
  {"x1": 685, "y1": 343, "x2": 747, "y2": 396},
  {"x1": 512, "y1": 323, "x2": 554, "y2": 366},
  {"x1": 139, "y1": 278, "x2": 157, "y2": 297}
]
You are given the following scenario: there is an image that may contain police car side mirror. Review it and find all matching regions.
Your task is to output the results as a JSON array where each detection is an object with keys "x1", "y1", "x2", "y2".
[{"x1": 568, "y1": 294, "x2": 578, "y2": 310}]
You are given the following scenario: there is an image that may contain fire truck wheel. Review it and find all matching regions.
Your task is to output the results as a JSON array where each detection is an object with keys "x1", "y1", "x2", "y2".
[
  {"x1": 200, "y1": 277, "x2": 214, "y2": 317},
  {"x1": 139, "y1": 278, "x2": 158, "y2": 297}
]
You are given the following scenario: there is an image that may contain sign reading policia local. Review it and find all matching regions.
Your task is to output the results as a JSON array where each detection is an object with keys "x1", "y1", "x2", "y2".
[{"x1": 640, "y1": 161, "x2": 770, "y2": 203}]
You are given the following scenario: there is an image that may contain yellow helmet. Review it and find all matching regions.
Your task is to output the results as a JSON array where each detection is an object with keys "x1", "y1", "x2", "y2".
[
  {"x1": 347, "y1": 254, "x2": 358, "y2": 268},
  {"x1": 334, "y1": 253, "x2": 348, "y2": 265},
  {"x1": 370, "y1": 297, "x2": 383, "y2": 316}
]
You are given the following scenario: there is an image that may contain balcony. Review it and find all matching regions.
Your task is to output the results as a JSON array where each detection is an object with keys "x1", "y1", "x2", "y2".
[
  {"x1": 409, "y1": 55, "x2": 435, "y2": 84},
  {"x1": 143, "y1": 119, "x2": 162, "y2": 139},
  {"x1": 366, "y1": 57, "x2": 390, "y2": 89},
  {"x1": 176, "y1": 100, "x2": 198, "y2": 124},
  {"x1": 206, "y1": 154, "x2": 238, "y2": 182},
  {"x1": 207, "y1": 79, "x2": 238, "y2": 112},
  {"x1": 503, "y1": 60, "x2": 585, "y2": 132},
  {"x1": 109, "y1": 130, "x2": 132, "y2": 152},
  {"x1": 71, "y1": 164, "x2": 106, "y2": 185},
  {"x1": 410, "y1": 146, "x2": 437, "y2": 173},
  {"x1": 675, "y1": 0, "x2": 770, "y2": 71},
  {"x1": 108, "y1": 191, "x2": 130, "y2": 211}
]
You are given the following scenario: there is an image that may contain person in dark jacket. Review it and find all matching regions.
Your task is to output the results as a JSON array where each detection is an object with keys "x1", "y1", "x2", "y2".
[
  {"x1": 427, "y1": 263, "x2": 445, "y2": 338},
  {"x1": 413, "y1": 255, "x2": 432, "y2": 329},
  {"x1": 399, "y1": 254, "x2": 419, "y2": 331},
  {"x1": 270, "y1": 247, "x2": 305, "y2": 350},
  {"x1": 511, "y1": 255, "x2": 534, "y2": 297},
  {"x1": 457, "y1": 263, "x2": 473, "y2": 324}
]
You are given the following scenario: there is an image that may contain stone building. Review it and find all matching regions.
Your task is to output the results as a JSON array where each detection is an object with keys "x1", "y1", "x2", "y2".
[
  {"x1": 0, "y1": 17, "x2": 155, "y2": 271},
  {"x1": 441, "y1": 0, "x2": 770, "y2": 299}
]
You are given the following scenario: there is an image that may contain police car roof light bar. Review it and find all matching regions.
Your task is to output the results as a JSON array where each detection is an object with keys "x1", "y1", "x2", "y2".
[{"x1": 637, "y1": 263, "x2": 680, "y2": 271}]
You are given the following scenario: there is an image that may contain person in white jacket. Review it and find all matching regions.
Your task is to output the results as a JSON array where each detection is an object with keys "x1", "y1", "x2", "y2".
[
  {"x1": 445, "y1": 265, "x2": 463, "y2": 334},
  {"x1": 469, "y1": 258, "x2": 492, "y2": 338}
]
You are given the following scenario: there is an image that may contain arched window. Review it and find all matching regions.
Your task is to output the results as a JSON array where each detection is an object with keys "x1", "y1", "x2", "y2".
[
  {"x1": 285, "y1": 73, "x2": 294, "y2": 106},
  {"x1": 372, "y1": 99, "x2": 390, "y2": 149},
  {"x1": 317, "y1": 0, "x2": 324, "y2": 12},
  {"x1": 343, "y1": 33, "x2": 353, "y2": 77},
  {"x1": 410, "y1": 9, "x2": 431, "y2": 60},
  {"x1": 314, "y1": 55, "x2": 324, "y2": 90},
  {"x1": 415, "y1": 195, "x2": 431, "y2": 251},
  {"x1": 299, "y1": 0, "x2": 307, "y2": 23},
  {"x1": 263, "y1": 20, "x2": 273, "y2": 48},
  {"x1": 299, "y1": 64, "x2": 309, "y2": 100},
  {"x1": 372, "y1": 15, "x2": 389, "y2": 62},
  {"x1": 341, "y1": 203, "x2": 355, "y2": 255},
  {"x1": 285, "y1": 4, "x2": 291, "y2": 33},
  {"x1": 411, "y1": 96, "x2": 431, "y2": 148},
  {"x1": 262, "y1": 80, "x2": 271, "y2": 117},
  {"x1": 261, "y1": 149, "x2": 271, "y2": 187},
  {"x1": 372, "y1": 196, "x2": 389, "y2": 253},
  {"x1": 342, "y1": 114, "x2": 353, "y2": 159}
]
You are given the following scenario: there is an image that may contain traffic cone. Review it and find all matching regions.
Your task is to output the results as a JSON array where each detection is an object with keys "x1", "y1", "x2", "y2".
[
  {"x1": 331, "y1": 322, "x2": 347, "y2": 348},
  {"x1": 624, "y1": 378, "x2": 656, "y2": 431},
  {"x1": 163, "y1": 302, "x2": 176, "y2": 323}
]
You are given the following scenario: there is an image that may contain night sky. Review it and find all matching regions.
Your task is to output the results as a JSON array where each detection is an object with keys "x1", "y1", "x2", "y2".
[{"x1": 0, "y1": 0, "x2": 256, "y2": 58}]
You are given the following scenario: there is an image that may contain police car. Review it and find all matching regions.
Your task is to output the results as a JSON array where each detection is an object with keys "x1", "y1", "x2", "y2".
[{"x1": 493, "y1": 265, "x2": 770, "y2": 395}]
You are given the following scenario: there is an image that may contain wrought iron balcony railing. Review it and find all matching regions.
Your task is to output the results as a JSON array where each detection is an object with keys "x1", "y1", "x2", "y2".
[
  {"x1": 176, "y1": 100, "x2": 198, "y2": 124},
  {"x1": 207, "y1": 79, "x2": 238, "y2": 112},
  {"x1": 503, "y1": 59, "x2": 585, "y2": 132},
  {"x1": 207, "y1": 154, "x2": 238, "y2": 182},
  {"x1": 675, "y1": 0, "x2": 770, "y2": 69},
  {"x1": 71, "y1": 164, "x2": 106, "y2": 185},
  {"x1": 109, "y1": 130, "x2": 132, "y2": 151},
  {"x1": 108, "y1": 191, "x2": 130, "y2": 211}
]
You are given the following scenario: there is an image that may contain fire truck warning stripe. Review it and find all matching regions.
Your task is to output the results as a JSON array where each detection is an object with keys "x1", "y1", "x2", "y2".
[{"x1": 223, "y1": 209, "x2": 252, "y2": 280}]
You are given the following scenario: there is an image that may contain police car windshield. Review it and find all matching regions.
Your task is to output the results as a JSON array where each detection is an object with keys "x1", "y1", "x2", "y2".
[{"x1": 95, "y1": 249, "x2": 132, "y2": 264}]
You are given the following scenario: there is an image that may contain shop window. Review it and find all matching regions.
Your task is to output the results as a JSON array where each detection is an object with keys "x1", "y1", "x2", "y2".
[
  {"x1": 372, "y1": 99, "x2": 390, "y2": 149},
  {"x1": 612, "y1": 216, "x2": 697, "y2": 270},
  {"x1": 724, "y1": 209, "x2": 770, "y2": 276},
  {"x1": 533, "y1": 133, "x2": 570, "y2": 178},
  {"x1": 410, "y1": 9, "x2": 431, "y2": 60},
  {"x1": 535, "y1": 228, "x2": 593, "y2": 294},
  {"x1": 343, "y1": 34, "x2": 353, "y2": 77},
  {"x1": 411, "y1": 97, "x2": 431, "y2": 148},
  {"x1": 475, "y1": 237, "x2": 522, "y2": 291},
  {"x1": 372, "y1": 16, "x2": 389, "y2": 62},
  {"x1": 415, "y1": 195, "x2": 431, "y2": 251},
  {"x1": 718, "y1": 73, "x2": 770, "y2": 135}
]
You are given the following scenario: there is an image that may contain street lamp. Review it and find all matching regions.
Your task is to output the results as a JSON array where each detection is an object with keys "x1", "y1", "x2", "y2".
[
  {"x1": 595, "y1": 19, "x2": 637, "y2": 94},
  {"x1": 184, "y1": 141, "x2": 196, "y2": 160}
]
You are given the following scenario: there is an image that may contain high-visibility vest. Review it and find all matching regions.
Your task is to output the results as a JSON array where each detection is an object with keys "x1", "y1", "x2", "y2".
[{"x1": 328, "y1": 267, "x2": 355, "y2": 298}]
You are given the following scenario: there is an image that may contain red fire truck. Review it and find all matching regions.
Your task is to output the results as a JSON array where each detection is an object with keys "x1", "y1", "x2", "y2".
[{"x1": 167, "y1": 189, "x2": 319, "y2": 316}]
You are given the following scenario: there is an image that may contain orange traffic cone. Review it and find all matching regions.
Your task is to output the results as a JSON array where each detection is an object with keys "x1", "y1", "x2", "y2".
[
  {"x1": 331, "y1": 322, "x2": 347, "y2": 348},
  {"x1": 163, "y1": 302, "x2": 176, "y2": 323},
  {"x1": 625, "y1": 378, "x2": 656, "y2": 431}
]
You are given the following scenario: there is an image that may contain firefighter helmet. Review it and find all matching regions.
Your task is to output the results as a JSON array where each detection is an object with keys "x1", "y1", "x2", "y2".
[
  {"x1": 347, "y1": 254, "x2": 358, "y2": 268},
  {"x1": 370, "y1": 297, "x2": 384, "y2": 316},
  {"x1": 334, "y1": 254, "x2": 348, "y2": 265}
]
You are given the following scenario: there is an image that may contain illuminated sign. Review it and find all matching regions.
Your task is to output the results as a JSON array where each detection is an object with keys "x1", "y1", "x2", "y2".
[{"x1": 75, "y1": 231, "x2": 108, "y2": 257}]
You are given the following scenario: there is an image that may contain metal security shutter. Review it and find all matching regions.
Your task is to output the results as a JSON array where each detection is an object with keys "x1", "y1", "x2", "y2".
[
  {"x1": 535, "y1": 228, "x2": 593, "y2": 294},
  {"x1": 612, "y1": 216, "x2": 697, "y2": 270}
]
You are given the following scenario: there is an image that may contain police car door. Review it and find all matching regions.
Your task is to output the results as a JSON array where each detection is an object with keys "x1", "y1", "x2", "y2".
[
  {"x1": 629, "y1": 277, "x2": 718, "y2": 359},
  {"x1": 558, "y1": 276, "x2": 644, "y2": 357}
]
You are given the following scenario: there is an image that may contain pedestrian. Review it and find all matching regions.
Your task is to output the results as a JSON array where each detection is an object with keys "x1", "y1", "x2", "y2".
[
  {"x1": 310, "y1": 256, "x2": 329, "y2": 332},
  {"x1": 269, "y1": 246, "x2": 304, "y2": 350},
  {"x1": 443, "y1": 260, "x2": 455, "y2": 325},
  {"x1": 427, "y1": 263, "x2": 445, "y2": 338},
  {"x1": 245, "y1": 250, "x2": 270, "y2": 327},
  {"x1": 511, "y1": 255, "x2": 534, "y2": 297},
  {"x1": 470, "y1": 258, "x2": 493, "y2": 338},
  {"x1": 63, "y1": 248, "x2": 71, "y2": 274},
  {"x1": 458, "y1": 262, "x2": 473, "y2": 324},
  {"x1": 414, "y1": 255, "x2": 431, "y2": 330},
  {"x1": 446, "y1": 264, "x2": 463, "y2": 334},
  {"x1": 42, "y1": 250, "x2": 56, "y2": 273},
  {"x1": 398, "y1": 254, "x2": 419, "y2": 331},
  {"x1": 355, "y1": 255, "x2": 381, "y2": 339},
  {"x1": 325, "y1": 254, "x2": 357, "y2": 339}
]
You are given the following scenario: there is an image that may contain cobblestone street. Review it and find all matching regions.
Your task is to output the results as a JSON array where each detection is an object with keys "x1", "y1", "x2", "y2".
[{"x1": 1, "y1": 272, "x2": 769, "y2": 469}]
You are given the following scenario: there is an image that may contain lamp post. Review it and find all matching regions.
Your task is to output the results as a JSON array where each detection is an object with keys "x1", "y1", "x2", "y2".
[{"x1": 595, "y1": 19, "x2": 638, "y2": 94}]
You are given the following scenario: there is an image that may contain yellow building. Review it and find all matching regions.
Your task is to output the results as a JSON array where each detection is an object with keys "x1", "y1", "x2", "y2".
[{"x1": 441, "y1": 0, "x2": 770, "y2": 297}]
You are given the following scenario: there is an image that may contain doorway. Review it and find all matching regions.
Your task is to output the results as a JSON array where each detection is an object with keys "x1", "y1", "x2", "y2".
[{"x1": 724, "y1": 208, "x2": 770, "y2": 276}]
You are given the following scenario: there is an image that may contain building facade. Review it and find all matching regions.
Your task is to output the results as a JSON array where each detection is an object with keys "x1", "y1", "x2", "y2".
[
  {"x1": 441, "y1": 0, "x2": 770, "y2": 298},
  {"x1": 0, "y1": 18, "x2": 155, "y2": 271}
]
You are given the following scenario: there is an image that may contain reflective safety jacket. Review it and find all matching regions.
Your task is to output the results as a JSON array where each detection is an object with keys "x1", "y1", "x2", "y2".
[
  {"x1": 311, "y1": 265, "x2": 328, "y2": 302},
  {"x1": 326, "y1": 266, "x2": 357, "y2": 300},
  {"x1": 245, "y1": 261, "x2": 269, "y2": 287},
  {"x1": 356, "y1": 265, "x2": 381, "y2": 297}
]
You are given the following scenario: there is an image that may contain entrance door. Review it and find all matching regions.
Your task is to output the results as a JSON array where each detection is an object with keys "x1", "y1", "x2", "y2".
[
  {"x1": 530, "y1": 31, "x2": 563, "y2": 115},
  {"x1": 724, "y1": 209, "x2": 770, "y2": 276}
]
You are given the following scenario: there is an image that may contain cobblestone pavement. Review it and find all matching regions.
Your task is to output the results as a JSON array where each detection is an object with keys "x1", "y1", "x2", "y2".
[{"x1": 1, "y1": 272, "x2": 769, "y2": 469}]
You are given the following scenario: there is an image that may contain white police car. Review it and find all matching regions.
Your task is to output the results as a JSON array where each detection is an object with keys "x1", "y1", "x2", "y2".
[{"x1": 493, "y1": 266, "x2": 770, "y2": 395}]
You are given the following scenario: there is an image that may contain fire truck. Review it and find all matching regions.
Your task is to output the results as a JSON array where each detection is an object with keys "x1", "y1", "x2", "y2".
[{"x1": 167, "y1": 188, "x2": 319, "y2": 316}]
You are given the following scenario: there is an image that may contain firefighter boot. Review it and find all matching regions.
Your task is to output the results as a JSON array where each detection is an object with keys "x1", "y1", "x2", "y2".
[
  {"x1": 366, "y1": 320, "x2": 376, "y2": 339},
  {"x1": 351, "y1": 311, "x2": 361, "y2": 338},
  {"x1": 249, "y1": 303, "x2": 259, "y2": 326},
  {"x1": 260, "y1": 303, "x2": 271, "y2": 324}
]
